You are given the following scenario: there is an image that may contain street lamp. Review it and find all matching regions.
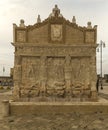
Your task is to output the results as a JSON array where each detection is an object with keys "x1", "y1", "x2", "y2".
[{"x1": 97, "y1": 40, "x2": 105, "y2": 89}]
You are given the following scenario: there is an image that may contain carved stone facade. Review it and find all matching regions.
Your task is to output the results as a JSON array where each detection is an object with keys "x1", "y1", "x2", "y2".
[{"x1": 12, "y1": 5, "x2": 98, "y2": 101}]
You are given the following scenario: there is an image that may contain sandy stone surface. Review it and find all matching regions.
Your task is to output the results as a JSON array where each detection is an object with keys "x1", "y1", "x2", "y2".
[{"x1": 0, "y1": 89, "x2": 108, "y2": 130}]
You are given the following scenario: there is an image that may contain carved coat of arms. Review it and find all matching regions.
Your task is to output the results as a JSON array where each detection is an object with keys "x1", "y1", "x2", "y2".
[{"x1": 51, "y1": 24, "x2": 62, "y2": 41}]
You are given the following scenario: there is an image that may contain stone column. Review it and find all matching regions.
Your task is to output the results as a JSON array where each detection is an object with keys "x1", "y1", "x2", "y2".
[
  {"x1": 65, "y1": 55, "x2": 72, "y2": 96},
  {"x1": 13, "y1": 23, "x2": 17, "y2": 43},
  {"x1": 65, "y1": 68, "x2": 72, "y2": 90},
  {"x1": 2, "y1": 100, "x2": 10, "y2": 117},
  {"x1": 13, "y1": 65, "x2": 22, "y2": 100},
  {"x1": 39, "y1": 56, "x2": 47, "y2": 96},
  {"x1": 90, "y1": 54, "x2": 98, "y2": 101},
  {"x1": 64, "y1": 67, "x2": 72, "y2": 100}
]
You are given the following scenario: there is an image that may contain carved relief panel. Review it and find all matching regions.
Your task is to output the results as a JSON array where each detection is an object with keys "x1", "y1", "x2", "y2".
[
  {"x1": 16, "y1": 30, "x2": 26, "y2": 42},
  {"x1": 85, "y1": 31, "x2": 95, "y2": 43},
  {"x1": 71, "y1": 57, "x2": 90, "y2": 88},
  {"x1": 47, "y1": 57, "x2": 65, "y2": 87},
  {"x1": 21, "y1": 56, "x2": 91, "y2": 91},
  {"x1": 51, "y1": 24, "x2": 63, "y2": 42},
  {"x1": 21, "y1": 57, "x2": 40, "y2": 83}
]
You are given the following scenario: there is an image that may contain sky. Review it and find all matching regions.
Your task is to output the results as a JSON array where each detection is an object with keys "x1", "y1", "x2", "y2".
[{"x1": 0, "y1": 0, "x2": 108, "y2": 76}]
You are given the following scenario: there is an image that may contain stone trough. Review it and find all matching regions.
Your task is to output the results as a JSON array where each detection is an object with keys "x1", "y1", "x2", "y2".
[{"x1": 2, "y1": 99, "x2": 108, "y2": 117}]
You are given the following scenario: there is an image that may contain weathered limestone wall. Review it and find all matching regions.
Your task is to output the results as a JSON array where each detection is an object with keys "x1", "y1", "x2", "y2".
[
  {"x1": 12, "y1": 5, "x2": 98, "y2": 101},
  {"x1": 65, "y1": 25, "x2": 84, "y2": 44},
  {"x1": 12, "y1": 45, "x2": 97, "y2": 101},
  {"x1": 27, "y1": 24, "x2": 48, "y2": 43},
  {"x1": 10, "y1": 102, "x2": 108, "y2": 116}
]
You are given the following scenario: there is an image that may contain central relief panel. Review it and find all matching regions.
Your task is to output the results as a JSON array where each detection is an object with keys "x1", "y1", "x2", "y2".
[
  {"x1": 51, "y1": 24, "x2": 63, "y2": 42},
  {"x1": 21, "y1": 56, "x2": 91, "y2": 99}
]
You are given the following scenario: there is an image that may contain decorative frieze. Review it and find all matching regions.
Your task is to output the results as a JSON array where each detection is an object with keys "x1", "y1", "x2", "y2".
[
  {"x1": 15, "y1": 45, "x2": 96, "y2": 57},
  {"x1": 16, "y1": 30, "x2": 26, "y2": 42}
]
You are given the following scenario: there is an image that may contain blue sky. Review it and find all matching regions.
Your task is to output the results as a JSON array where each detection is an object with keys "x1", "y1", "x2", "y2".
[{"x1": 0, "y1": 0, "x2": 108, "y2": 76}]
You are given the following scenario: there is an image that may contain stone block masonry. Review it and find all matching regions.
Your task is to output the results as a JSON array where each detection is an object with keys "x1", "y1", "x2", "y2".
[
  {"x1": 10, "y1": 101, "x2": 108, "y2": 116},
  {"x1": 12, "y1": 5, "x2": 98, "y2": 101}
]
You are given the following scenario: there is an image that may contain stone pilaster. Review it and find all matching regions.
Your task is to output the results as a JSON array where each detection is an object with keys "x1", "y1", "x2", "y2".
[
  {"x1": 39, "y1": 56, "x2": 47, "y2": 95},
  {"x1": 90, "y1": 53, "x2": 98, "y2": 100},
  {"x1": 13, "y1": 23, "x2": 17, "y2": 43},
  {"x1": 13, "y1": 64, "x2": 22, "y2": 100}
]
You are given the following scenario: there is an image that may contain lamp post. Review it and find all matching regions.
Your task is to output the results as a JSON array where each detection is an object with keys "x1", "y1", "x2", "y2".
[
  {"x1": 3, "y1": 66, "x2": 5, "y2": 76},
  {"x1": 97, "y1": 40, "x2": 105, "y2": 89}
]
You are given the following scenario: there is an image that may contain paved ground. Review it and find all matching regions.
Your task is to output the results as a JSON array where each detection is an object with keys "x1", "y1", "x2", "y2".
[
  {"x1": 99, "y1": 83, "x2": 108, "y2": 94},
  {"x1": 99, "y1": 84, "x2": 108, "y2": 99},
  {"x1": 0, "y1": 86, "x2": 108, "y2": 130}
]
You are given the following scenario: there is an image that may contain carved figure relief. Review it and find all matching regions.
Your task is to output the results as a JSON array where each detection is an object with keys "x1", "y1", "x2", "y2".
[
  {"x1": 28, "y1": 64, "x2": 35, "y2": 78},
  {"x1": 21, "y1": 57, "x2": 40, "y2": 84},
  {"x1": 46, "y1": 58, "x2": 65, "y2": 97},
  {"x1": 18, "y1": 56, "x2": 92, "y2": 99},
  {"x1": 65, "y1": 55, "x2": 71, "y2": 67}
]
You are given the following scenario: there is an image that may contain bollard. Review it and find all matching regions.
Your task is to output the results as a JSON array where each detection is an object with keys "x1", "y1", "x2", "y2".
[{"x1": 2, "y1": 100, "x2": 9, "y2": 117}]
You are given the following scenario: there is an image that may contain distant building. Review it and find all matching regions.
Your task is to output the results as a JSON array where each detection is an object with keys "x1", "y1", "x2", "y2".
[
  {"x1": 0, "y1": 76, "x2": 13, "y2": 86},
  {"x1": 104, "y1": 74, "x2": 108, "y2": 83},
  {"x1": 10, "y1": 68, "x2": 14, "y2": 77},
  {"x1": 0, "y1": 68, "x2": 14, "y2": 87}
]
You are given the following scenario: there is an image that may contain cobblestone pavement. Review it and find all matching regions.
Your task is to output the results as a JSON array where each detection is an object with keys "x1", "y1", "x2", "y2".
[
  {"x1": 0, "y1": 89, "x2": 108, "y2": 130},
  {"x1": 99, "y1": 85, "x2": 108, "y2": 99},
  {"x1": 99, "y1": 93, "x2": 108, "y2": 100},
  {"x1": 0, "y1": 112, "x2": 108, "y2": 130}
]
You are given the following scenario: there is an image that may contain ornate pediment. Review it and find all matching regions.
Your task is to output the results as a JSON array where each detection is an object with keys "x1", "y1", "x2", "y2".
[{"x1": 13, "y1": 5, "x2": 97, "y2": 45}]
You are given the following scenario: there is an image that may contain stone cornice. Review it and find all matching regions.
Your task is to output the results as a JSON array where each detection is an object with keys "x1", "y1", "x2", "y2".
[
  {"x1": 25, "y1": 17, "x2": 87, "y2": 32},
  {"x1": 11, "y1": 42, "x2": 97, "y2": 48},
  {"x1": 26, "y1": 18, "x2": 49, "y2": 30},
  {"x1": 22, "y1": 16, "x2": 96, "y2": 32}
]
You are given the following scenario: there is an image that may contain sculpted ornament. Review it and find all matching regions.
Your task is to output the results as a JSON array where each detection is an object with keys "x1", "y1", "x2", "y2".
[
  {"x1": 28, "y1": 64, "x2": 35, "y2": 78},
  {"x1": 51, "y1": 24, "x2": 62, "y2": 41},
  {"x1": 65, "y1": 55, "x2": 71, "y2": 67}
]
